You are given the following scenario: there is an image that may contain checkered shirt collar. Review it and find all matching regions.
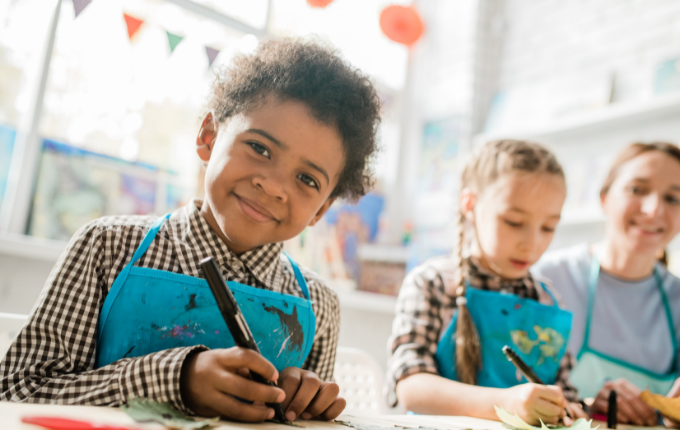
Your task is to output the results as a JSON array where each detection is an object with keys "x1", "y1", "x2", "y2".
[{"x1": 170, "y1": 200, "x2": 284, "y2": 286}]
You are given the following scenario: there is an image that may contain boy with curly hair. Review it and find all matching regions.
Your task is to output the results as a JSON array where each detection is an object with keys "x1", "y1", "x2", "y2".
[{"x1": 1, "y1": 38, "x2": 381, "y2": 422}]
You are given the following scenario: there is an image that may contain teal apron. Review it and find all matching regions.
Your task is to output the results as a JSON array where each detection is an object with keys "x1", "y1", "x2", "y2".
[
  {"x1": 435, "y1": 284, "x2": 573, "y2": 387},
  {"x1": 96, "y1": 214, "x2": 316, "y2": 370},
  {"x1": 569, "y1": 257, "x2": 678, "y2": 398}
]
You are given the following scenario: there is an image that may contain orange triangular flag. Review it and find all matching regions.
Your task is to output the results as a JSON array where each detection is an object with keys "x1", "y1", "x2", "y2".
[{"x1": 123, "y1": 13, "x2": 144, "y2": 40}]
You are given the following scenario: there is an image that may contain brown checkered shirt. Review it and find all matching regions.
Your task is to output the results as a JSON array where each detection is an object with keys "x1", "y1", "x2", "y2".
[
  {"x1": 386, "y1": 255, "x2": 577, "y2": 406},
  {"x1": 1, "y1": 200, "x2": 340, "y2": 411}
]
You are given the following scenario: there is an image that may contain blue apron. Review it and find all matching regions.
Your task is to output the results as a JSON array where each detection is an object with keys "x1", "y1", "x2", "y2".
[
  {"x1": 435, "y1": 284, "x2": 573, "y2": 387},
  {"x1": 95, "y1": 214, "x2": 316, "y2": 371},
  {"x1": 569, "y1": 256, "x2": 678, "y2": 398}
]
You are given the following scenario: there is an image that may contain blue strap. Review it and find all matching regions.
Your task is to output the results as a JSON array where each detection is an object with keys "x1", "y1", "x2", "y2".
[
  {"x1": 654, "y1": 268, "x2": 678, "y2": 371},
  {"x1": 283, "y1": 251, "x2": 311, "y2": 301},
  {"x1": 98, "y1": 214, "x2": 170, "y2": 339},
  {"x1": 128, "y1": 214, "x2": 170, "y2": 267},
  {"x1": 580, "y1": 255, "x2": 600, "y2": 357},
  {"x1": 538, "y1": 281, "x2": 561, "y2": 308}
]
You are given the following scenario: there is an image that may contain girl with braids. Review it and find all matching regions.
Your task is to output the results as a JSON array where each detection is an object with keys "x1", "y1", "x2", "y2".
[{"x1": 387, "y1": 140, "x2": 587, "y2": 424}]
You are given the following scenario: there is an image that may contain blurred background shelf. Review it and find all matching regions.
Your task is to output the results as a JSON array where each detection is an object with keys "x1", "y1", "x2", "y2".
[
  {"x1": 0, "y1": 233, "x2": 65, "y2": 262},
  {"x1": 475, "y1": 92, "x2": 680, "y2": 144},
  {"x1": 335, "y1": 289, "x2": 397, "y2": 315}
]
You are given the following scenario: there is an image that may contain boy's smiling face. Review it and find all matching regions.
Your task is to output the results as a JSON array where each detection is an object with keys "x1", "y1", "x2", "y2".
[{"x1": 197, "y1": 96, "x2": 345, "y2": 254}]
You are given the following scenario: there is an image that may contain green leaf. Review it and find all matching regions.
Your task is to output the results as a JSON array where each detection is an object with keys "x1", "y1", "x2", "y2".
[
  {"x1": 123, "y1": 397, "x2": 219, "y2": 429},
  {"x1": 494, "y1": 406, "x2": 598, "y2": 430}
]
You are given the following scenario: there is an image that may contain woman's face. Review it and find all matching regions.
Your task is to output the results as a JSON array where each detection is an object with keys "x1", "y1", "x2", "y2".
[{"x1": 602, "y1": 151, "x2": 680, "y2": 255}]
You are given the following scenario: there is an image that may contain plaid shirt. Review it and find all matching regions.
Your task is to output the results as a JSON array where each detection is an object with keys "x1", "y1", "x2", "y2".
[
  {"x1": 1, "y1": 200, "x2": 339, "y2": 411},
  {"x1": 386, "y1": 255, "x2": 577, "y2": 406}
]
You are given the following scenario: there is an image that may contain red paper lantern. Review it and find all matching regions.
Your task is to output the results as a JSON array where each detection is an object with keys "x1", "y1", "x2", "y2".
[
  {"x1": 379, "y1": 5, "x2": 424, "y2": 46},
  {"x1": 307, "y1": 0, "x2": 333, "y2": 8}
]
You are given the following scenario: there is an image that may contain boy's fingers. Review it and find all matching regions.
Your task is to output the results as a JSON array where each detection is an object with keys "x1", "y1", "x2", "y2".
[
  {"x1": 284, "y1": 373, "x2": 321, "y2": 421},
  {"x1": 301, "y1": 382, "x2": 341, "y2": 418},
  {"x1": 319, "y1": 398, "x2": 347, "y2": 421},
  {"x1": 217, "y1": 348, "x2": 279, "y2": 382},
  {"x1": 216, "y1": 371, "x2": 285, "y2": 404},
  {"x1": 208, "y1": 391, "x2": 275, "y2": 422},
  {"x1": 279, "y1": 368, "x2": 303, "y2": 412}
]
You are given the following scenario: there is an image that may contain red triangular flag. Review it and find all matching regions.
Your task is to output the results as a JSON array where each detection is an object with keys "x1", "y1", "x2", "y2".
[
  {"x1": 205, "y1": 46, "x2": 220, "y2": 67},
  {"x1": 123, "y1": 13, "x2": 144, "y2": 40},
  {"x1": 72, "y1": 0, "x2": 92, "y2": 17}
]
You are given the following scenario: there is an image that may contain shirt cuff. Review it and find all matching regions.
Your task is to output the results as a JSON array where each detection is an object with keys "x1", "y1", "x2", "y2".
[{"x1": 118, "y1": 345, "x2": 209, "y2": 414}]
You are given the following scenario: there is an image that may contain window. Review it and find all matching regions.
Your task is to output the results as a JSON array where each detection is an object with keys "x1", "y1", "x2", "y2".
[
  {"x1": 12, "y1": 0, "x2": 264, "y2": 239},
  {"x1": 0, "y1": 0, "x2": 53, "y2": 205}
]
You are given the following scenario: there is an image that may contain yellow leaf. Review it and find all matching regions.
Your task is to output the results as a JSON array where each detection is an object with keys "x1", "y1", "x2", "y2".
[{"x1": 640, "y1": 389, "x2": 680, "y2": 422}]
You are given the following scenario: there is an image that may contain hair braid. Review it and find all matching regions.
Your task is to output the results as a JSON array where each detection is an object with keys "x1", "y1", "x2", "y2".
[{"x1": 454, "y1": 209, "x2": 481, "y2": 384}]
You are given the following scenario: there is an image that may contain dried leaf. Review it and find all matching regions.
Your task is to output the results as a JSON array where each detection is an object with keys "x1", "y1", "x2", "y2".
[
  {"x1": 640, "y1": 389, "x2": 680, "y2": 422},
  {"x1": 123, "y1": 397, "x2": 219, "y2": 429}
]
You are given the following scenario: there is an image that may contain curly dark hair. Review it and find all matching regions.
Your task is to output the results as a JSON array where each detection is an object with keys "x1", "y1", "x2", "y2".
[{"x1": 207, "y1": 37, "x2": 382, "y2": 200}]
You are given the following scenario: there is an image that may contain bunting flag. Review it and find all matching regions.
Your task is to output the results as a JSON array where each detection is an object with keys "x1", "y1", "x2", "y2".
[
  {"x1": 72, "y1": 0, "x2": 92, "y2": 17},
  {"x1": 123, "y1": 13, "x2": 144, "y2": 40},
  {"x1": 166, "y1": 31, "x2": 184, "y2": 54},
  {"x1": 205, "y1": 46, "x2": 219, "y2": 67}
]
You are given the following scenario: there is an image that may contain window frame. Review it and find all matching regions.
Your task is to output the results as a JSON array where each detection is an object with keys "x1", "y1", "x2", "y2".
[{"x1": 0, "y1": 0, "x2": 270, "y2": 236}]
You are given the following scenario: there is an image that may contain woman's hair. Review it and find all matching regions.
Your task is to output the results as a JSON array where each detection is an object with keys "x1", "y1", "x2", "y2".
[
  {"x1": 454, "y1": 139, "x2": 565, "y2": 385},
  {"x1": 207, "y1": 37, "x2": 382, "y2": 201},
  {"x1": 599, "y1": 141, "x2": 680, "y2": 266},
  {"x1": 600, "y1": 142, "x2": 680, "y2": 197}
]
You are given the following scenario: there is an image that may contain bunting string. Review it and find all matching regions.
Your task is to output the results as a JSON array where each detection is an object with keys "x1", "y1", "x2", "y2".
[{"x1": 72, "y1": 0, "x2": 221, "y2": 67}]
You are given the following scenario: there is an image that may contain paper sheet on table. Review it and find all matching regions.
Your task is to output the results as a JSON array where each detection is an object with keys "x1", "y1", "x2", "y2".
[{"x1": 640, "y1": 389, "x2": 680, "y2": 422}]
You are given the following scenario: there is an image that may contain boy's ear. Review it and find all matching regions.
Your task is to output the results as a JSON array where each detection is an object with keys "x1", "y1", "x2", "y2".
[
  {"x1": 460, "y1": 188, "x2": 477, "y2": 223},
  {"x1": 197, "y1": 112, "x2": 217, "y2": 162},
  {"x1": 309, "y1": 197, "x2": 337, "y2": 227}
]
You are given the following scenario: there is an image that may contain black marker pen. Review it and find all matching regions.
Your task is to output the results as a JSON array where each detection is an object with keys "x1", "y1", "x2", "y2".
[
  {"x1": 200, "y1": 257, "x2": 286, "y2": 423},
  {"x1": 502, "y1": 345, "x2": 572, "y2": 419}
]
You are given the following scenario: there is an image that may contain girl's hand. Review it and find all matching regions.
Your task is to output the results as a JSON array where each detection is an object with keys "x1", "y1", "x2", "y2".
[
  {"x1": 592, "y1": 379, "x2": 657, "y2": 426},
  {"x1": 180, "y1": 348, "x2": 285, "y2": 421},
  {"x1": 501, "y1": 383, "x2": 567, "y2": 425},
  {"x1": 563, "y1": 402, "x2": 589, "y2": 426},
  {"x1": 278, "y1": 367, "x2": 346, "y2": 421}
]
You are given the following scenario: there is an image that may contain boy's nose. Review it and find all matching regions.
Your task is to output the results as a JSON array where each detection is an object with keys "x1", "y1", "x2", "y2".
[{"x1": 252, "y1": 175, "x2": 288, "y2": 202}]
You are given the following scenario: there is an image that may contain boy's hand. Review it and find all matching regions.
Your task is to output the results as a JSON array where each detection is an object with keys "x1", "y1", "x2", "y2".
[
  {"x1": 592, "y1": 379, "x2": 657, "y2": 426},
  {"x1": 502, "y1": 383, "x2": 567, "y2": 425},
  {"x1": 278, "y1": 367, "x2": 346, "y2": 421},
  {"x1": 180, "y1": 348, "x2": 285, "y2": 421}
]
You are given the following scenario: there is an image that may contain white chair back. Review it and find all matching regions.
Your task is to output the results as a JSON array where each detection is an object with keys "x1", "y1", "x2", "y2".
[
  {"x1": 0, "y1": 313, "x2": 28, "y2": 359},
  {"x1": 334, "y1": 347, "x2": 386, "y2": 414}
]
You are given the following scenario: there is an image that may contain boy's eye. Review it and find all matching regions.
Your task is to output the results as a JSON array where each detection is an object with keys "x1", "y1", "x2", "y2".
[
  {"x1": 541, "y1": 226, "x2": 556, "y2": 233},
  {"x1": 666, "y1": 194, "x2": 680, "y2": 205},
  {"x1": 247, "y1": 142, "x2": 271, "y2": 158},
  {"x1": 297, "y1": 174, "x2": 318, "y2": 189}
]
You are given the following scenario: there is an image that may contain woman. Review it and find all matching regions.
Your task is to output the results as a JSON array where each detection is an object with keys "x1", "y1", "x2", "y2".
[{"x1": 532, "y1": 142, "x2": 680, "y2": 426}]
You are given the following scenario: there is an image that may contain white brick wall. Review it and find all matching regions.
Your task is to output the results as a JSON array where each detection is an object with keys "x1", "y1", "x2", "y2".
[{"x1": 497, "y1": 0, "x2": 680, "y2": 104}]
